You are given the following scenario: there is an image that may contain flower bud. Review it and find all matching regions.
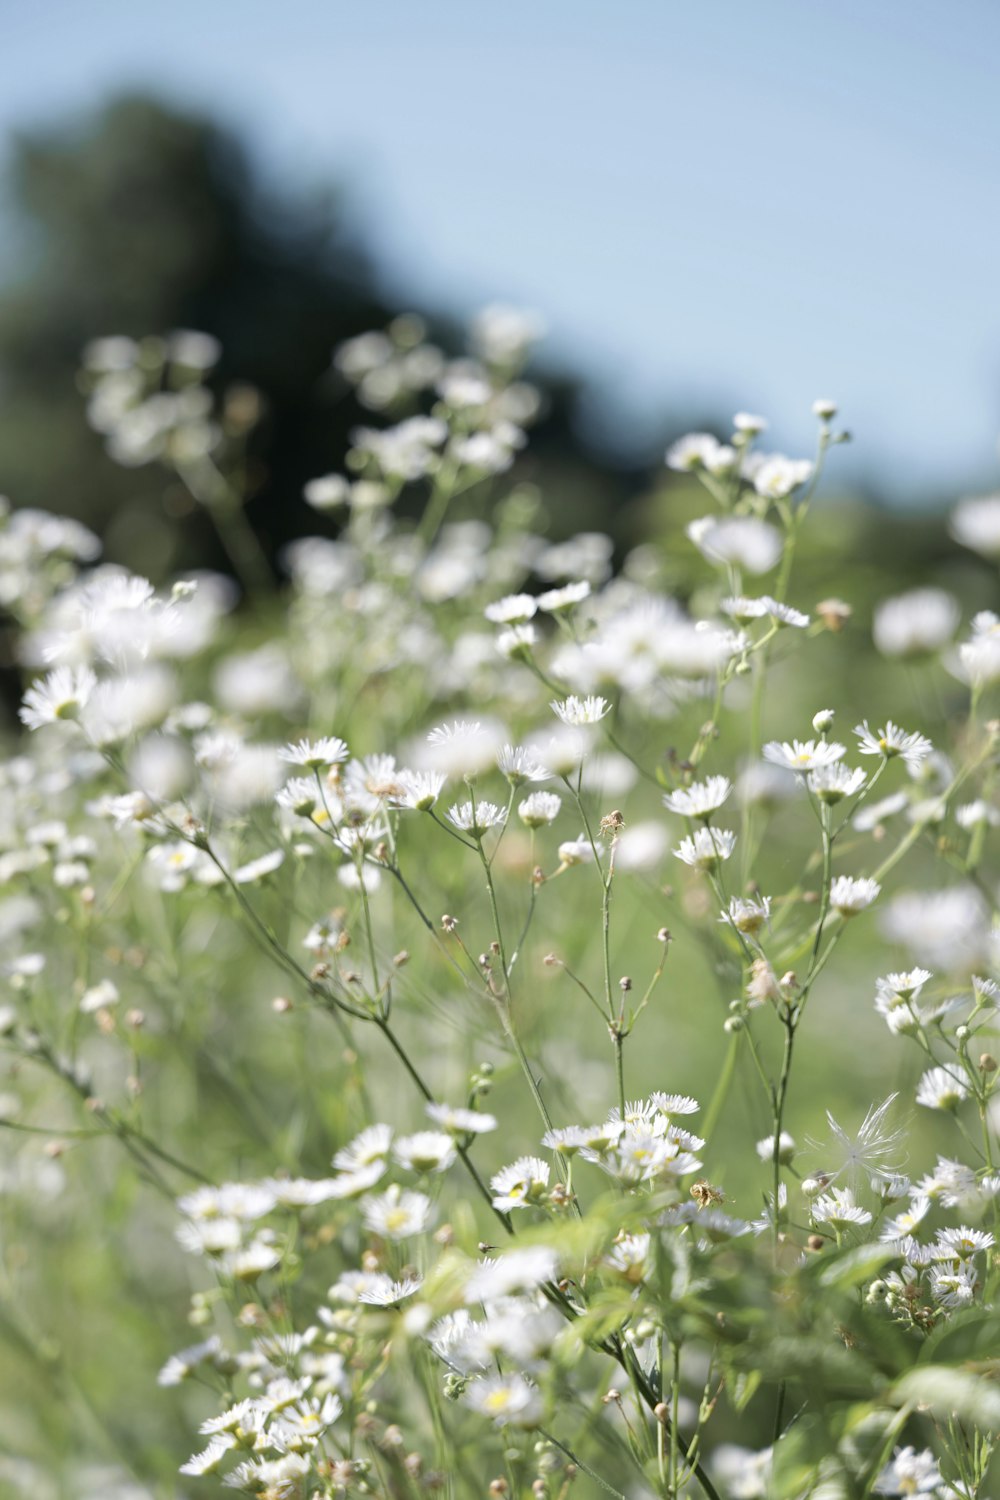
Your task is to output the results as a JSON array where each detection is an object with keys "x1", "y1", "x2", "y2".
[{"x1": 812, "y1": 708, "x2": 835, "y2": 734}]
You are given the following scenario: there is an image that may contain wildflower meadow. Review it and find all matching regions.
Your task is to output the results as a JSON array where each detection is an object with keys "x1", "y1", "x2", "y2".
[{"x1": 3, "y1": 311, "x2": 1000, "y2": 1500}]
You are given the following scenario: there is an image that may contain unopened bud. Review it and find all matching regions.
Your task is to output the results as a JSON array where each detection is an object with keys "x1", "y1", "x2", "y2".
[
  {"x1": 812, "y1": 397, "x2": 838, "y2": 420},
  {"x1": 807, "y1": 1234, "x2": 825, "y2": 1252},
  {"x1": 653, "y1": 1401, "x2": 669, "y2": 1425},
  {"x1": 272, "y1": 996, "x2": 293, "y2": 1013},
  {"x1": 812, "y1": 709, "x2": 835, "y2": 734},
  {"x1": 980, "y1": 1053, "x2": 997, "y2": 1073},
  {"x1": 724, "y1": 1015, "x2": 744, "y2": 1034}
]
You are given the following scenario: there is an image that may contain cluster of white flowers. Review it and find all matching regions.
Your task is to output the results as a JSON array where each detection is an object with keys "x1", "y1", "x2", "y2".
[{"x1": 3, "y1": 316, "x2": 999, "y2": 1498}]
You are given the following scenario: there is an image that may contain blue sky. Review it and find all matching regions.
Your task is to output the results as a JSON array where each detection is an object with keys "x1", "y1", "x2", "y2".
[{"x1": 2, "y1": 0, "x2": 999, "y2": 500}]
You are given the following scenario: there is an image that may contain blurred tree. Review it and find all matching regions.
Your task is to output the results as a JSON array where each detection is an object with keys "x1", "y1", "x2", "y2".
[
  {"x1": 0, "y1": 94, "x2": 646, "y2": 582},
  {"x1": 0, "y1": 94, "x2": 398, "y2": 576}
]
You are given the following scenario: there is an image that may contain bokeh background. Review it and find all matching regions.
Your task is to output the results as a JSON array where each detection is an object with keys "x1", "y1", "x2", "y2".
[
  {"x1": 2, "y1": 5, "x2": 1000, "y2": 1496},
  {"x1": 2, "y1": 0, "x2": 1000, "y2": 591}
]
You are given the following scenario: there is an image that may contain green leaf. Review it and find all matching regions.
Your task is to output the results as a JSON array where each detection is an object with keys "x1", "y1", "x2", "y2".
[{"x1": 893, "y1": 1365, "x2": 1000, "y2": 1432}]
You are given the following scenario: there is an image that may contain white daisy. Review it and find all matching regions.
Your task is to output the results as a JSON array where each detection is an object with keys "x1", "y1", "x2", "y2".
[
  {"x1": 674, "y1": 827, "x2": 736, "y2": 871},
  {"x1": 663, "y1": 775, "x2": 732, "y2": 818}
]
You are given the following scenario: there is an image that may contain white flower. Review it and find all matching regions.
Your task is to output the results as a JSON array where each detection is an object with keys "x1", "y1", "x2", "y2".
[
  {"x1": 362, "y1": 1184, "x2": 433, "y2": 1239},
  {"x1": 179, "y1": 1438, "x2": 233, "y2": 1476},
  {"x1": 490, "y1": 1156, "x2": 550, "y2": 1211},
  {"x1": 333, "y1": 1123, "x2": 393, "y2": 1173},
  {"x1": 710, "y1": 1443, "x2": 773, "y2": 1498},
  {"x1": 854, "y1": 720, "x2": 933, "y2": 769},
  {"x1": 873, "y1": 1446, "x2": 942, "y2": 1495},
  {"x1": 234, "y1": 850, "x2": 284, "y2": 885},
  {"x1": 663, "y1": 776, "x2": 731, "y2": 818},
  {"x1": 303, "y1": 474, "x2": 351, "y2": 510},
  {"x1": 934, "y1": 1225, "x2": 994, "y2": 1260},
  {"x1": 929, "y1": 1264, "x2": 978, "y2": 1309},
  {"x1": 484, "y1": 593, "x2": 537, "y2": 624},
  {"x1": 496, "y1": 623, "x2": 536, "y2": 658},
  {"x1": 392, "y1": 1131, "x2": 456, "y2": 1174},
  {"x1": 157, "y1": 1335, "x2": 226, "y2": 1387},
  {"x1": 394, "y1": 769, "x2": 446, "y2": 811},
  {"x1": 951, "y1": 493, "x2": 1000, "y2": 558},
  {"x1": 955, "y1": 800, "x2": 1000, "y2": 829},
  {"x1": 615, "y1": 821, "x2": 668, "y2": 871},
  {"x1": 424, "y1": 718, "x2": 506, "y2": 777},
  {"x1": 80, "y1": 979, "x2": 120, "y2": 1014},
  {"x1": 550, "y1": 694, "x2": 610, "y2": 726},
  {"x1": 829, "y1": 875, "x2": 880, "y2": 915},
  {"x1": 447, "y1": 800, "x2": 507, "y2": 836},
  {"x1": 665, "y1": 432, "x2": 723, "y2": 472},
  {"x1": 537, "y1": 580, "x2": 590, "y2": 612},
  {"x1": 463, "y1": 1373, "x2": 542, "y2": 1428},
  {"x1": 20, "y1": 666, "x2": 97, "y2": 730},
  {"x1": 957, "y1": 612, "x2": 1000, "y2": 688},
  {"x1": 557, "y1": 833, "x2": 595, "y2": 865},
  {"x1": 720, "y1": 895, "x2": 771, "y2": 937},
  {"x1": 356, "y1": 1273, "x2": 423, "y2": 1306},
  {"x1": 497, "y1": 744, "x2": 550, "y2": 785},
  {"x1": 807, "y1": 764, "x2": 866, "y2": 802},
  {"x1": 880, "y1": 886, "x2": 990, "y2": 972},
  {"x1": 674, "y1": 827, "x2": 736, "y2": 871},
  {"x1": 687, "y1": 516, "x2": 783, "y2": 574},
  {"x1": 425, "y1": 1103, "x2": 498, "y2": 1135},
  {"x1": 733, "y1": 411, "x2": 768, "y2": 435},
  {"x1": 752, "y1": 455, "x2": 813, "y2": 500},
  {"x1": 873, "y1": 588, "x2": 959, "y2": 658},
  {"x1": 278, "y1": 736, "x2": 349, "y2": 770},
  {"x1": 880, "y1": 1196, "x2": 931, "y2": 1242},
  {"x1": 916, "y1": 1065, "x2": 969, "y2": 1111},
  {"x1": 762, "y1": 738, "x2": 846, "y2": 773},
  {"x1": 756, "y1": 1132, "x2": 795, "y2": 1163},
  {"x1": 518, "y1": 791, "x2": 562, "y2": 827},
  {"x1": 811, "y1": 1187, "x2": 872, "y2": 1229},
  {"x1": 463, "y1": 1246, "x2": 558, "y2": 1302}
]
